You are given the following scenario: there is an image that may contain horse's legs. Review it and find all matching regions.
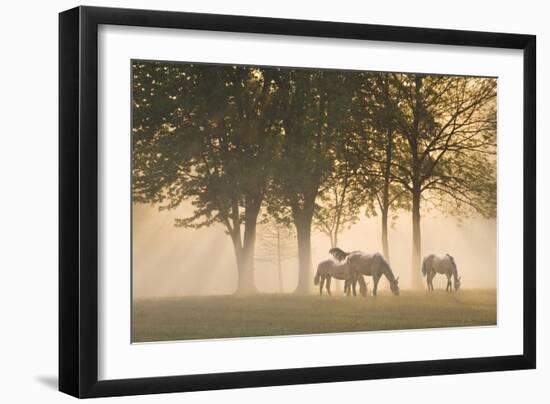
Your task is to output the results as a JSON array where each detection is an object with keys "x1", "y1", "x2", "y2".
[
  {"x1": 319, "y1": 276, "x2": 325, "y2": 296},
  {"x1": 326, "y1": 277, "x2": 332, "y2": 296},
  {"x1": 373, "y1": 274, "x2": 381, "y2": 297},
  {"x1": 427, "y1": 273, "x2": 434, "y2": 291},
  {"x1": 446, "y1": 275, "x2": 452, "y2": 292},
  {"x1": 355, "y1": 274, "x2": 360, "y2": 296},
  {"x1": 344, "y1": 275, "x2": 354, "y2": 297}
]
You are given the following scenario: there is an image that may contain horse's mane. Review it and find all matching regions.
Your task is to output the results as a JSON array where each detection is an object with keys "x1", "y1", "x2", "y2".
[{"x1": 329, "y1": 247, "x2": 349, "y2": 262}]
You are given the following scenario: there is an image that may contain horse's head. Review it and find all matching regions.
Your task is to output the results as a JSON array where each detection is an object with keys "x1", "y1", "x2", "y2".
[
  {"x1": 390, "y1": 277, "x2": 400, "y2": 296},
  {"x1": 453, "y1": 276, "x2": 462, "y2": 291},
  {"x1": 329, "y1": 247, "x2": 348, "y2": 262}
]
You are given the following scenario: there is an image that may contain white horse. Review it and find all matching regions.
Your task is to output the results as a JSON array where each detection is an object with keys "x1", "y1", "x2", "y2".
[
  {"x1": 422, "y1": 254, "x2": 461, "y2": 292},
  {"x1": 314, "y1": 259, "x2": 367, "y2": 297},
  {"x1": 330, "y1": 248, "x2": 399, "y2": 296}
]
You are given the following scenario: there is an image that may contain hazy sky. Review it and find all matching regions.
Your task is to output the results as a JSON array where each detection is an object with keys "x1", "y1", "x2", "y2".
[{"x1": 132, "y1": 202, "x2": 496, "y2": 298}]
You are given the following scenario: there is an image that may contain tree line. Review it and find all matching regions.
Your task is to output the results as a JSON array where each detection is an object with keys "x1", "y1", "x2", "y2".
[{"x1": 132, "y1": 61, "x2": 497, "y2": 294}]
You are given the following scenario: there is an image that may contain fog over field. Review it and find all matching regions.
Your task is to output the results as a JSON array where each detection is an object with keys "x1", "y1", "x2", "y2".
[{"x1": 133, "y1": 202, "x2": 496, "y2": 298}]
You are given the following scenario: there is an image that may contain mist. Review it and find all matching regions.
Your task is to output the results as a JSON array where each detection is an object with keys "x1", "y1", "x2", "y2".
[{"x1": 132, "y1": 202, "x2": 496, "y2": 299}]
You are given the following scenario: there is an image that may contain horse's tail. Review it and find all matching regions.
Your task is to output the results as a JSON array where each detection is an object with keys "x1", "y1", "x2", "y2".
[
  {"x1": 314, "y1": 265, "x2": 321, "y2": 286},
  {"x1": 421, "y1": 257, "x2": 428, "y2": 277}
]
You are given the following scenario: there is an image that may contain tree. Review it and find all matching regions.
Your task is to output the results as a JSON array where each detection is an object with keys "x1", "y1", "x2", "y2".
[
  {"x1": 350, "y1": 72, "x2": 408, "y2": 261},
  {"x1": 269, "y1": 69, "x2": 354, "y2": 294},
  {"x1": 255, "y1": 218, "x2": 297, "y2": 293},
  {"x1": 314, "y1": 158, "x2": 361, "y2": 249},
  {"x1": 132, "y1": 62, "x2": 279, "y2": 294},
  {"x1": 377, "y1": 73, "x2": 497, "y2": 287}
]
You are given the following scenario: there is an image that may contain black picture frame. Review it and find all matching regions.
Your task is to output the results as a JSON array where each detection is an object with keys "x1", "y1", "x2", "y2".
[{"x1": 59, "y1": 6, "x2": 536, "y2": 398}]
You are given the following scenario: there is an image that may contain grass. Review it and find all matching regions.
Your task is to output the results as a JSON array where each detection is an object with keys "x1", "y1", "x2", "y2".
[{"x1": 132, "y1": 289, "x2": 496, "y2": 343}]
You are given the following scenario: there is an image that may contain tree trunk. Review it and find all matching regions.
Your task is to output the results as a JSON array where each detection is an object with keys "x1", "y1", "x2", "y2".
[
  {"x1": 381, "y1": 206, "x2": 390, "y2": 262},
  {"x1": 276, "y1": 228, "x2": 283, "y2": 293},
  {"x1": 233, "y1": 200, "x2": 261, "y2": 295},
  {"x1": 411, "y1": 187, "x2": 423, "y2": 289},
  {"x1": 329, "y1": 233, "x2": 336, "y2": 249},
  {"x1": 234, "y1": 245, "x2": 257, "y2": 295},
  {"x1": 410, "y1": 76, "x2": 424, "y2": 289},
  {"x1": 381, "y1": 127, "x2": 392, "y2": 262},
  {"x1": 295, "y1": 217, "x2": 313, "y2": 295}
]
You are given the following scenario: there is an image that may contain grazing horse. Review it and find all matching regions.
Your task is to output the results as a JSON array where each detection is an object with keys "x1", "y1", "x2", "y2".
[
  {"x1": 330, "y1": 248, "x2": 399, "y2": 296},
  {"x1": 314, "y1": 259, "x2": 367, "y2": 297},
  {"x1": 422, "y1": 254, "x2": 461, "y2": 292}
]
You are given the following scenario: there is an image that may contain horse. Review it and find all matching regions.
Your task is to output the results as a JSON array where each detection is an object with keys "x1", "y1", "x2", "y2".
[
  {"x1": 330, "y1": 248, "x2": 399, "y2": 296},
  {"x1": 314, "y1": 258, "x2": 367, "y2": 297},
  {"x1": 421, "y1": 254, "x2": 461, "y2": 292},
  {"x1": 328, "y1": 247, "x2": 360, "y2": 294}
]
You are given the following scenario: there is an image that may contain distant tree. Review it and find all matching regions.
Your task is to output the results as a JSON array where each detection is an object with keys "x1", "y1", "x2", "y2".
[
  {"x1": 255, "y1": 217, "x2": 297, "y2": 293},
  {"x1": 314, "y1": 159, "x2": 361, "y2": 249}
]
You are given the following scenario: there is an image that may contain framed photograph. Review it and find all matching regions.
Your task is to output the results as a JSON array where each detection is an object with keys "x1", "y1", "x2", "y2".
[{"x1": 59, "y1": 6, "x2": 536, "y2": 398}]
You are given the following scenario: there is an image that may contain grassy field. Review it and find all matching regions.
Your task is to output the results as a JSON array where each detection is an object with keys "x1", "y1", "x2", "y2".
[{"x1": 132, "y1": 289, "x2": 496, "y2": 343}]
